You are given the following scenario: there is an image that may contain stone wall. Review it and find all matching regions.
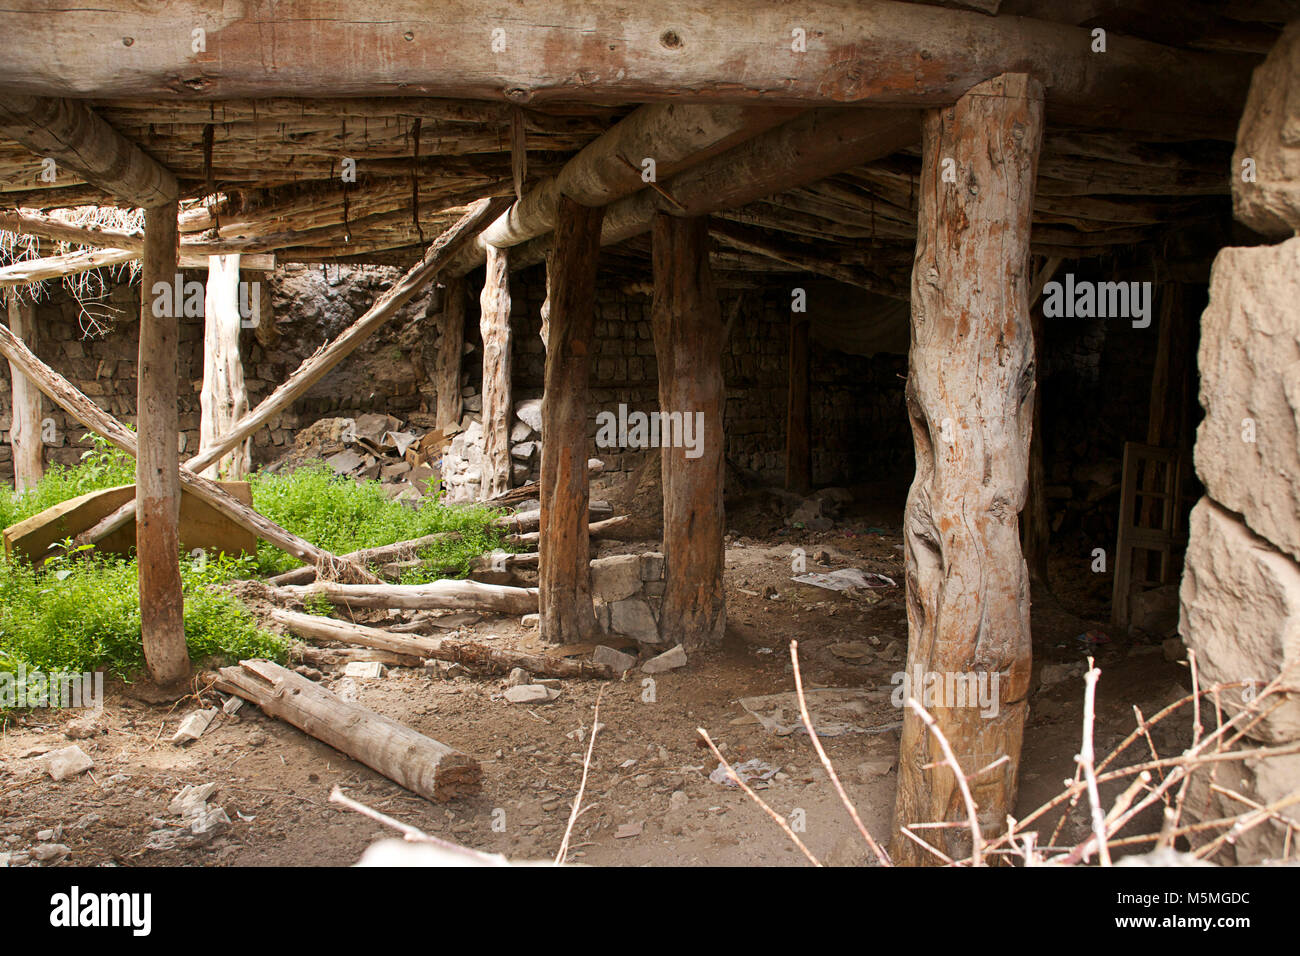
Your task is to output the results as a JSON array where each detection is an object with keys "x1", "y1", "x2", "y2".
[
  {"x1": 1179, "y1": 23, "x2": 1300, "y2": 864},
  {"x1": 447, "y1": 266, "x2": 910, "y2": 494},
  {"x1": 0, "y1": 262, "x2": 435, "y2": 483}
]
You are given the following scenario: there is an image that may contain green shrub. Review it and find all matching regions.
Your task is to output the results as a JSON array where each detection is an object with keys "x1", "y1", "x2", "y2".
[
  {"x1": 0, "y1": 546, "x2": 287, "y2": 695},
  {"x1": 0, "y1": 453, "x2": 509, "y2": 702},
  {"x1": 0, "y1": 432, "x2": 135, "y2": 530},
  {"x1": 249, "y1": 462, "x2": 512, "y2": 578}
]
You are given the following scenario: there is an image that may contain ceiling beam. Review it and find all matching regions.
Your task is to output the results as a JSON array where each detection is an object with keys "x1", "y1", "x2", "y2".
[
  {"x1": 487, "y1": 108, "x2": 922, "y2": 274},
  {"x1": 456, "y1": 103, "x2": 795, "y2": 272},
  {"x1": 0, "y1": 95, "x2": 178, "y2": 208},
  {"x1": 0, "y1": 2, "x2": 1249, "y2": 136}
]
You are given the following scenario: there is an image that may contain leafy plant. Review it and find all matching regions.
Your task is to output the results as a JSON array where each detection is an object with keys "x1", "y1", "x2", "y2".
[
  {"x1": 248, "y1": 462, "x2": 513, "y2": 578},
  {"x1": 0, "y1": 432, "x2": 135, "y2": 530}
]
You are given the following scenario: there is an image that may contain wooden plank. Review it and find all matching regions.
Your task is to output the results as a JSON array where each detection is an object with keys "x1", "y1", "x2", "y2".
[
  {"x1": 0, "y1": 2, "x2": 1248, "y2": 136},
  {"x1": 651, "y1": 213, "x2": 726, "y2": 650},
  {"x1": 5, "y1": 295, "x2": 42, "y2": 491},
  {"x1": 137, "y1": 201, "x2": 189, "y2": 687},
  {"x1": 0, "y1": 94, "x2": 177, "y2": 207},
  {"x1": 892, "y1": 74, "x2": 1043, "y2": 866},
  {"x1": 215, "y1": 659, "x2": 481, "y2": 802},
  {"x1": 478, "y1": 244, "x2": 512, "y2": 499}
]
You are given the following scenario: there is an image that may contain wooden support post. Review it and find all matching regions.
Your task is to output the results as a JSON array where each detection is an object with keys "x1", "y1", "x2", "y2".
[
  {"x1": 199, "y1": 254, "x2": 251, "y2": 480},
  {"x1": 785, "y1": 311, "x2": 812, "y2": 495},
  {"x1": 1146, "y1": 283, "x2": 1189, "y2": 449},
  {"x1": 539, "y1": 196, "x2": 604, "y2": 644},
  {"x1": 1022, "y1": 256, "x2": 1061, "y2": 591},
  {"x1": 435, "y1": 277, "x2": 465, "y2": 429},
  {"x1": 137, "y1": 200, "x2": 189, "y2": 687},
  {"x1": 478, "y1": 245, "x2": 512, "y2": 499},
  {"x1": 650, "y1": 214, "x2": 726, "y2": 650},
  {"x1": 6, "y1": 294, "x2": 43, "y2": 491},
  {"x1": 892, "y1": 74, "x2": 1044, "y2": 866},
  {"x1": 1023, "y1": 301, "x2": 1050, "y2": 589}
]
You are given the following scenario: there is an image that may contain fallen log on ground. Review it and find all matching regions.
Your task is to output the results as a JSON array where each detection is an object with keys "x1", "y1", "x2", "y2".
[
  {"x1": 296, "y1": 645, "x2": 423, "y2": 669},
  {"x1": 485, "y1": 458, "x2": 603, "y2": 506},
  {"x1": 215, "y1": 658, "x2": 481, "y2": 802},
  {"x1": 269, "y1": 578, "x2": 540, "y2": 614},
  {"x1": 266, "y1": 531, "x2": 463, "y2": 587},
  {"x1": 506, "y1": 514, "x2": 629, "y2": 546},
  {"x1": 270, "y1": 608, "x2": 611, "y2": 679},
  {"x1": 379, "y1": 550, "x2": 539, "y2": 578},
  {"x1": 492, "y1": 500, "x2": 611, "y2": 532}
]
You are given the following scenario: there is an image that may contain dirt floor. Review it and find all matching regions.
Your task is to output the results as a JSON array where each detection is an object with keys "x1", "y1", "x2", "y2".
[{"x1": 0, "y1": 484, "x2": 1192, "y2": 867}]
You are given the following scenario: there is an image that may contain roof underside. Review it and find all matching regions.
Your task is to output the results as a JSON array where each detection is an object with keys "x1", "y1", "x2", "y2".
[{"x1": 0, "y1": 1, "x2": 1289, "y2": 291}]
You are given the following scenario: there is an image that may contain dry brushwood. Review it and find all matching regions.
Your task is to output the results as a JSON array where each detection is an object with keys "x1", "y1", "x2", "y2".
[{"x1": 704, "y1": 642, "x2": 1300, "y2": 867}]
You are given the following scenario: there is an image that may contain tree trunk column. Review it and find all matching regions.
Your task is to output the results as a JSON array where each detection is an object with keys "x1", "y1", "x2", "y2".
[
  {"x1": 138, "y1": 200, "x2": 189, "y2": 687},
  {"x1": 479, "y1": 245, "x2": 512, "y2": 499},
  {"x1": 435, "y1": 276, "x2": 466, "y2": 430},
  {"x1": 539, "y1": 196, "x2": 604, "y2": 644},
  {"x1": 785, "y1": 311, "x2": 812, "y2": 494},
  {"x1": 199, "y1": 253, "x2": 251, "y2": 480},
  {"x1": 6, "y1": 294, "x2": 43, "y2": 491},
  {"x1": 651, "y1": 213, "x2": 726, "y2": 650},
  {"x1": 892, "y1": 73, "x2": 1043, "y2": 865}
]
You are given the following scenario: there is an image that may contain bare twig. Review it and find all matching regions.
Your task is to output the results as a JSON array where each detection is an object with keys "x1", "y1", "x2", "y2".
[
  {"x1": 329, "y1": 786, "x2": 509, "y2": 866},
  {"x1": 905, "y1": 698, "x2": 984, "y2": 866},
  {"x1": 555, "y1": 685, "x2": 606, "y2": 865},
  {"x1": 1077, "y1": 659, "x2": 1112, "y2": 866},
  {"x1": 789, "y1": 640, "x2": 891, "y2": 866}
]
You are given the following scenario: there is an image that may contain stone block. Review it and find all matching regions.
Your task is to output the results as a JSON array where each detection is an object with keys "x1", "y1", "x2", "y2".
[
  {"x1": 1180, "y1": 498, "x2": 1300, "y2": 743},
  {"x1": 1195, "y1": 239, "x2": 1300, "y2": 562}
]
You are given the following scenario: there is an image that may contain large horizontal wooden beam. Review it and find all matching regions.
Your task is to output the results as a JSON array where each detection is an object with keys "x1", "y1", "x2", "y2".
[
  {"x1": 492, "y1": 108, "x2": 922, "y2": 273},
  {"x1": 0, "y1": 2, "x2": 1248, "y2": 135},
  {"x1": 0, "y1": 95, "x2": 178, "y2": 207},
  {"x1": 476, "y1": 104, "x2": 793, "y2": 249}
]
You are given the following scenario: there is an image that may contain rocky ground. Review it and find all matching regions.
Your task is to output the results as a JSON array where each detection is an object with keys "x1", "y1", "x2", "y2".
[{"x1": 0, "y1": 485, "x2": 1192, "y2": 868}]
